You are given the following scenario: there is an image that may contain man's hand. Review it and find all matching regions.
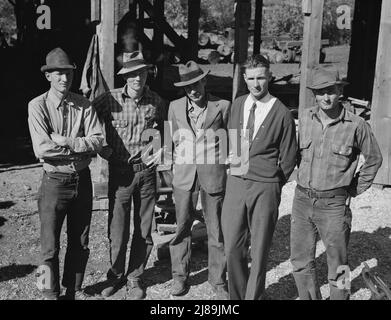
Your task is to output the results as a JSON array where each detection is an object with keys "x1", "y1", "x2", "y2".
[{"x1": 50, "y1": 133, "x2": 70, "y2": 147}]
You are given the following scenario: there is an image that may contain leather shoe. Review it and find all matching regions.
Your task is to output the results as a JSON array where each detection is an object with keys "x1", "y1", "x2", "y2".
[
  {"x1": 101, "y1": 277, "x2": 126, "y2": 298},
  {"x1": 170, "y1": 279, "x2": 188, "y2": 296},
  {"x1": 126, "y1": 278, "x2": 145, "y2": 300}
]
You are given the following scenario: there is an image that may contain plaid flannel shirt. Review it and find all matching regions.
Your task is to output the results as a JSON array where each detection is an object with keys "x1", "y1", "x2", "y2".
[
  {"x1": 296, "y1": 105, "x2": 383, "y2": 196},
  {"x1": 93, "y1": 85, "x2": 166, "y2": 164}
]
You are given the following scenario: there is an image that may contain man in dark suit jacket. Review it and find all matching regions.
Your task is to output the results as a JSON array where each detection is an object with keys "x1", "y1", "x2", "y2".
[
  {"x1": 222, "y1": 54, "x2": 297, "y2": 300},
  {"x1": 168, "y1": 61, "x2": 231, "y2": 297}
]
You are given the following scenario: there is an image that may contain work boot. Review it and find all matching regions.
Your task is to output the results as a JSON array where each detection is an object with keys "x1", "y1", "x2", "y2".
[
  {"x1": 126, "y1": 278, "x2": 145, "y2": 300},
  {"x1": 101, "y1": 277, "x2": 126, "y2": 298},
  {"x1": 170, "y1": 279, "x2": 188, "y2": 296}
]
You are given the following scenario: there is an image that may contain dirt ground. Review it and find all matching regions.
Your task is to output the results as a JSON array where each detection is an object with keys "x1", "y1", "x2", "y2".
[
  {"x1": 1, "y1": 45, "x2": 390, "y2": 300},
  {"x1": 1, "y1": 155, "x2": 390, "y2": 300}
]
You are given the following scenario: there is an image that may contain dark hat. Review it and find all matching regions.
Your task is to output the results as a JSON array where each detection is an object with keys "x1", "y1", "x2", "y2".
[
  {"x1": 118, "y1": 51, "x2": 152, "y2": 75},
  {"x1": 41, "y1": 47, "x2": 76, "y2": 72},
  {"x1": 173, "y1": 61, "x2": 210, "y2": 87},
  {"x1": 307, "y1": 67, "x2": 348, "y2": 90}
]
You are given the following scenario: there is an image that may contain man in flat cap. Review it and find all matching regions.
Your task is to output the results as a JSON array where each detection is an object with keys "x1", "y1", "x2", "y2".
[
  {"x1": 28, "y1": 47, "x2": 104, "y2": 300},
  {"x1": 290, "y1": 67, "x2": 383, "y2": 300},
  {"x1": 92, "y1": 51, "x2": 166, "y2": 300},
  {"x1": 167, "y1": 61, "x2": 230, "y2": 298}
]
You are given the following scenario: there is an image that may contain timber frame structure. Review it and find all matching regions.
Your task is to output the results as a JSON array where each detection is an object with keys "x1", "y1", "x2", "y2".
[{"x1": 92, "y1": 0, "x2": 391, "y2": 186}]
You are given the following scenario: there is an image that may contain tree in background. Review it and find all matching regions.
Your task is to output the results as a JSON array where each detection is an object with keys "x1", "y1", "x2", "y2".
[{"x1": 0, "y1": 0, "x2": 17, "y2": 46}]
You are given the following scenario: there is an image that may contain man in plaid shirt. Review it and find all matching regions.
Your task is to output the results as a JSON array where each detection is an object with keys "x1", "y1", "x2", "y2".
[
  {"x1": 291, "y1": 67, "x2": 383, "y2": 300},
  {"x1": 93, "y1": 51, "x2": 166, "y2": 300}
]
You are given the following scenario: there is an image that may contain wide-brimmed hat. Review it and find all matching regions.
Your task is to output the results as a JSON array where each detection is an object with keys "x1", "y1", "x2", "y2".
[
  {"x1": 173, "y1": 61, "x2": 210, "y2": 87},
  {"x1": 307, "y1": 67, "x2": 348, "y2": 90},
  {"x1": 117, "y1": 51, "x2": 152, "y2": 75},
  {"x1": 41, "y1": 47, "x2": 76, "y2": 72}
]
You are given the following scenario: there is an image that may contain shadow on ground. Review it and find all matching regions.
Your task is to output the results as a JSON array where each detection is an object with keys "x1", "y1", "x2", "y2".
[
  {"x1": 265, "y1": 215, "x2": 391, "y2": 300},
  {"x1": 0, "y1": 201, "x2": 15, "y2": 210},
  {"x1": 0, "y1": 264, "x2": 37, "y2": 282}
]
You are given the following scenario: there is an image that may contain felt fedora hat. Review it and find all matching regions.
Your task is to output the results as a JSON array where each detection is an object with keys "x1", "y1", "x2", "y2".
[
  {"x1": 41, "y1": 47, "x2": 76, "y2": 72},
  {"x1": 173, "y1": 61, "x2": 210, "y2": 87},
  {"x1": 117, "y1": 51, "x2": 152, "y2": 75},
  {"x1": 307, "y1": 67, "x2": 348, "y2": 90}
]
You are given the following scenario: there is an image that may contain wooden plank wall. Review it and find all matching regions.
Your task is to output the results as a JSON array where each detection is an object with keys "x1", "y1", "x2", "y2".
[{"x1": 371, "y1": 0, "x2": 391, "y2": 186}]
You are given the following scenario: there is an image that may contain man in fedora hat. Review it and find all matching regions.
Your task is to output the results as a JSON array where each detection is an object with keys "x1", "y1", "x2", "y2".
[
  {"x1": 167, "y1": 60, "x2": 230, "y2": 297},
  {"x1": 28, "y1": 47, "x2": 104, "y2": 300},
  {"x1": 290, "y1": 66, "x2": 383, "y2": 300},
  {"x1": 222, "y1": 54, "x2": 297, "y2": 300},
  {"x1": 92, "y1": 51, "x2": 166, "y2": 300}
]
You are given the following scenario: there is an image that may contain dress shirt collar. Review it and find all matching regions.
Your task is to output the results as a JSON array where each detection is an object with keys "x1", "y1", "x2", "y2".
[
  {"x1": 245, "y1": 92, "x2": 273, "y2": 110},
  {"x1": 311, "y1": 103, "x2": 351, "y2": 124},
  {"x1": 187, "y1": 94, "x2": 208, "y2": 112},
  {"x1": 121, "y1": 85, "x2": 151, "y2": 103},
  {"x1": 47, "y1": 89, "x2": 75, "y2": 110}
]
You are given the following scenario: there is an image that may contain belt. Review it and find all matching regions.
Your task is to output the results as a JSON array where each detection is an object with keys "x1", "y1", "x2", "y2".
[
  {"x1": 109, "y1": 159, "x2": 151, "y2": 173},
  {"x1": 296, "y1": 184, "x2": 347, "y2": 199}
]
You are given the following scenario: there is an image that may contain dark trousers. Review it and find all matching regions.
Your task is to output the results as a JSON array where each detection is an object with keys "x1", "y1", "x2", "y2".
[
  {"x1": 290, "y1": 186, "x2": 351, "y2": 300},
  {"x1": 107, "y1": 166, "x2": 156, "y2": 280},
  {"x1": 222, "y1": 176, "x2": 281, "y2": 300},
  {"x1": 38, "y1": 168, "x2": 92, "y2": 297},
  {"x1": 169, "y1": 176, "x2": 226, "y2": 288}
]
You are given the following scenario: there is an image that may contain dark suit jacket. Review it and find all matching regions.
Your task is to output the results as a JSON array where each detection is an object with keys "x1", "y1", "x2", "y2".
[
  {"x1": 168, "y1": 94, "x2": 231, "y2": 193},
  {"x1": 228, "y1": 94, "x2": 297, "y2": 184}
]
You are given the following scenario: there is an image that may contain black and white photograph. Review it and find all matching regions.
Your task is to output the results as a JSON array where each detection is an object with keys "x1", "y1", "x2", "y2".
[{"x1": 0, "y1": 0, "x2": 390, "y2": 306}]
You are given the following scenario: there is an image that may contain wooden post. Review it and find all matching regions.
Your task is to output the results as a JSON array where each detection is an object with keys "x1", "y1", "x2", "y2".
[
  {"x1": 232, "y1": 0, "x2": 251, "y2": 101},
  {"x1": 299, "y1": 0, "x2": 324, "y2": 118},
  {"x1": 253, "y1": 0, "x2": 263, "y2": 55},
  {"x1": 188, "y1": 0, "x2": 201, "y2": 61},
  {"x1": 97, "y1": 0, "x2": 115, "y2": 89},
  {"x1": 91, "y1": 0, "x2": 101, "y2": 23},
  {"x1": 371, "y1": 0, "x2": 391, "y2": 186},
  {"x1": 94, "y1": 0, "x2": 115, "y2": 196}
]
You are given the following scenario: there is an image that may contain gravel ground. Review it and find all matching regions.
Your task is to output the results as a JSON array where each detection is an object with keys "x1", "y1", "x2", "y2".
[{"x1": 1, "y1": 158, "x2": 390, "y2": 300}]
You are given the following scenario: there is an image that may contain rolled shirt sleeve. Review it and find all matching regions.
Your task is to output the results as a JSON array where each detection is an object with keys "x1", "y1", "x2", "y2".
[
  {"x1": 66, "y1": 104, "x2": 104, "y2": 154},
  {"x1": 28, "y1": 101, "x2": 71, "y2": 160},
  {"x1": 350, "y1": 121, "x2": 383, "y2": 196}
]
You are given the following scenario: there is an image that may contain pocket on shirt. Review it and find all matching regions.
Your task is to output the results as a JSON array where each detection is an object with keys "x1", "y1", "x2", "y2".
[
  {"x1": 332, "y1": 144, "x2": 352, "y2": 160},
  {"x1": 111, "y1": 120, "x2": 128, "y2": 128},
  {"x1": 299, "y1": 139, "x2": 312, "y2": 162}
]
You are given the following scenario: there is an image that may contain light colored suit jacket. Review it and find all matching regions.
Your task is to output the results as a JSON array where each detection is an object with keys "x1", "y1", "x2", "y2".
[{"x1": 168, "y1": 94, "x2": 231, "y2": 193}]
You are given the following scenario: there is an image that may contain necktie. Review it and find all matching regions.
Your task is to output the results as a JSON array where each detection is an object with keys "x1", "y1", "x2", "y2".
[
  {"x1": 246, "y1": 103, "x2": 257, "y2": 142},
  {"x1": 62, "y1": 101, "x2": 69, "y2": 136}
]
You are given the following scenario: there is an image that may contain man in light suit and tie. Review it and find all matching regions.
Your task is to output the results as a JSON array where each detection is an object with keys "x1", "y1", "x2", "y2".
[
  {"x1": 222, "y1": 54, "x2": 297, "y2": 300},
  {"x1": 167, "y1": 61, "x2": 231, "y2": 298}
]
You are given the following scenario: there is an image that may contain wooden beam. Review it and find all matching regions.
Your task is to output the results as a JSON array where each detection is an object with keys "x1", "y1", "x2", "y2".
[
  {"x1": 137, "y1": 0, "x2": 186, "y2": 54},
  {"x1": 97, "y1": 0, "x2": 115, "y2": 89},
  {"x1": 153, "y1": 0, "x2": 164, "y2": 91},
  {"x1": 91, "y1": 0, "x2": 101, "y2": 23},
  {"x1": 371, "y1": 0, "x2": 391, "y2": 185},
  {"x1": 232, "y1": 0, "x2": 251, "y2": 101},
  {"x1": 153, "y1": 0, "x2": 164, "y2": 59},
  {"x1": 299, "y1": 0, "x2": 324, "y2": 118},
  {"x1": 188, "y1": 0, "x2": 201, "y2": 61},
  {"x1": 253, "y1": 0, "x2": 263, "y2": 55},
  {"x1": 95, "y1": 0, "x2": 115, "y2": 197}
]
